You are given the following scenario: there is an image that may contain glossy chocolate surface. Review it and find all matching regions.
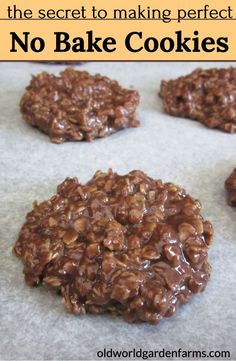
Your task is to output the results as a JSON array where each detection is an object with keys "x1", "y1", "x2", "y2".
[
  {"x1": 20, "y1": 68, "x2": 140, "y2": 143},
  {"x1": 160, "y1": 67, "x2": 236, "y2": 133},
  {"x1": 14, "y1": 170, "x2": 213, "y2": 324},
  {"x1": 225, "y1": 168, "x2": 236, "y2": 206}
]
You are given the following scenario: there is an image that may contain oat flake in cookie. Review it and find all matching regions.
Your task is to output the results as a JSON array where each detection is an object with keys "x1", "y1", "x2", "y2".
[
  {"x1": 160, "y1": 67, "x2": 236, "y2": 133},
  {"x1": 225, "y1": 168, "x2": 236, "y2": 206},
  {"x1": 14, "y1": 170, "x2": 213, "y2": 324},
  {"x1": 20, "y1": 68, "x2": 140, "y2": 143}
]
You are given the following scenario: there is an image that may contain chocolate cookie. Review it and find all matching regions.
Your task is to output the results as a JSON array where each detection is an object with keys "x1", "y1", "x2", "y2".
[
  {"x1": 20, "y1": 68, "x2": 140, "y2": 143},
  {"x1": 225, "y1": 168, "x2": 236, "y2": 206},
  {"x1": 14, "y1": 170, "x2": 213, "y2": 324},
  {"x1": 160, "y1": 67, "x2": 236, "y2": 133},
  {"x1": 37, "y1": 61, "x2": 85, "y2": 64}
]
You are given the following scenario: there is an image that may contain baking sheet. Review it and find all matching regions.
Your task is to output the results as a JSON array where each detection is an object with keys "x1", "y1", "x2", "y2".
[{"x1": 0, "y1": 61, "x2": 235, "y2": 360}]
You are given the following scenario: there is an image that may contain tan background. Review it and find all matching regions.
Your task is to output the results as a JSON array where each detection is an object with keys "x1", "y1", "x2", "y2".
[{"x1": 0, "y1": 0, "x2": 235, "y2": 60}]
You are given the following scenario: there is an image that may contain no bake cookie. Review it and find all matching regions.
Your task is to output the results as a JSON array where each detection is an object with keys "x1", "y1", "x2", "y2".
[
  {"x1": 38, "y1": 61, "x2": 85, "y2": 65},
  {"x1": 20, "y1": 68, "x2": 140, "y2": 143},
  {"x1": 225, "y1": 168, "x2": 236, "y2": 206},
  {"x1": 14, "y1": 170, "x2": 213, "y2": 324},
  {"x1": 160, "y1": 67, "x2": 236, "y2": 133}
]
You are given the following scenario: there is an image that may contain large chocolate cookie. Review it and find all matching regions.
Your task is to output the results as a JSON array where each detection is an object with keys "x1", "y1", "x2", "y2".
[
  {"x1": 14, "y1": 170, "x2": 213, "y2": 324},
  {"x1": 20, "y1": 68, "x2": 140, "y2": 143},
  {"x1": 225, "y1": 168, "x2": 236, "y2": 206},
  {"x1": 160, "y1": 67, "x2": 236, "y2": 133}
]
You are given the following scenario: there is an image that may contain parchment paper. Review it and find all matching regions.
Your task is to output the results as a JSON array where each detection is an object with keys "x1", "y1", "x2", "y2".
[{"x1": 0, "y1": 61, "x2": 235, "y2": 360}]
